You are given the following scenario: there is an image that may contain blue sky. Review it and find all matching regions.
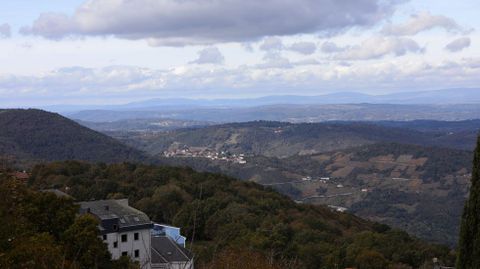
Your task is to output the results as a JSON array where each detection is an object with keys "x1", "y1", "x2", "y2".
[{"x1": 0, "y1": 0, "x2": 479, "y2": 106}]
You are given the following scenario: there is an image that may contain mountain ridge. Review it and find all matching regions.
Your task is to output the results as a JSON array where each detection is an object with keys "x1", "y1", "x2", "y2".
[
  {"x1": 43, "y1": 88, "x2": 480, "y2": 113},
  {"x1": 0, "y1": 109, "x2": 149, "y2": 165}
]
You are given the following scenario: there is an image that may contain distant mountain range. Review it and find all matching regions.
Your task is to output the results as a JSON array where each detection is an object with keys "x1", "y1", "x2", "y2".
[
  {"x1": 68, "y1": 103, "x2": 480, "y2": 123},
  {"x1": 44, "y1": 88, "x2": 480, "y2": 113}
]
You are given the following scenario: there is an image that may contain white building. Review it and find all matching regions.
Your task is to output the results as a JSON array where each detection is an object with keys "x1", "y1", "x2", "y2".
[{"x1": 79, "y1": 199, "x2": 153, "y2": 269}]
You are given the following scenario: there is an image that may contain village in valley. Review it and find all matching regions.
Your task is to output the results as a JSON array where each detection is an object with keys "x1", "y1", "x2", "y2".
[{"x1": 163, "y1": 143, "x2": 247, "y2": 164}]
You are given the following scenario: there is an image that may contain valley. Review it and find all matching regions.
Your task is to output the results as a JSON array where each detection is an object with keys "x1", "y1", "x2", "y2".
[
  {"x1": 154, "y1": 143, "x2": 471, "y2": 246},
  {"x1": 109, "y1": 120, "x2": 479, "y2": 246},
  {"x1": 1, "y1": 109, "x2": 478, "y2": 249}
]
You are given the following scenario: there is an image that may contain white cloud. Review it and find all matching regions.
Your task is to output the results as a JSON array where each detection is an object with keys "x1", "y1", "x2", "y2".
[
  {"x1": 295, "y1": 59, "x2": 321, "y2": 66},
  {"x1": 321, "y1": 41, "x2": 346, "y2": 53},
  {"x1": 0, "y1": 23, "x2": 11, "y2": 39},
  {"x1": 257, "y1": 52, "x2": 321, "y2": 69},
  {"x1": 382, "y1": 12, "x2": 464, "y2": 36},
  {"x1": 0, "y1": 66, "x2": 165, "y2": 98},
  {"x1": 190, "y1": 47, "x2": 225, "y2": 64},
  {"x1": 260, "y1": 38, "x2": 317, "y2": 56},
  {"x1": 260, "y1": 37, "x2": 284, "y2": 51},
  {"x1": 445, "y1": 37, "x2": 471, "y2": 52},
  {"x1": 242, "y1": 43, "x2": 255, "y2": 52},
  {"x1": 257, "y1": 54, "x2": 293, "y2": 69},
  {"x1": 288, "y1": 42, "x2": 317, "y2": 55},
  {"x1": 326, "y1": 37, "x2": 424, "y2": 60},
  {"x1": 21, "y1": 0, "x2": 400, "y2": 46},
  {"x1": 2, "y1": 57, "x2": 480, "y2": 106}
]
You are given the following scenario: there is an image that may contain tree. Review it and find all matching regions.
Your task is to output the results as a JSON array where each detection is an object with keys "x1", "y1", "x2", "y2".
[
  {"x1": 201, "y1": 248, "x2": 282, "y2": 269},
  {"x1": 29, "y1": 161, "x2": 455, "y2": 269},
  {"x1": 62, "y1": 214, "x2": 112, "y2": 269},
  {"x1": 23, "y1": 192, "x2": 78, "y2": 240},
  {"x1": 0, "y1": 233, "x2": 63, "y2": 269},
  {"x1": 456, "y1": 135, "x2": 480, "y2": 269},
  {"x1": 0, "y1": 177, "x2": 124, "y2": 269},
  {"x1": 355, "y1": 250, "x2": 389, "y2": 269}
]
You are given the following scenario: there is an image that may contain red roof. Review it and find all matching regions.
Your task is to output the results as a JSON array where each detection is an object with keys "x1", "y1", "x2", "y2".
[{"x1": 10, "y1": 171, "x2": 29, "y2": 180}]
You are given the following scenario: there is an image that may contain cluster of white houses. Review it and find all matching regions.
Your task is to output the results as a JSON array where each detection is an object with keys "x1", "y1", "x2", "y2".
[{"x1": 78, "y1": 199, "x2": 194, "y2": 269}]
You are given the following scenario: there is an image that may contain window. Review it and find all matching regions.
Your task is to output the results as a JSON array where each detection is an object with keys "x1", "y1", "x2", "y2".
[
  {"x1": 113, "y1": 224, "x2": 118, "y2": 231},
  {"x1": 121, "y1": 234, "x2": 127, "y2": 242},
  {"x1": 134, "y1": 233, "x2": 139, "y2": 241},
  {"x1": 113, "y1": 241, "x2": 118, "y2": 248},
  {"x1": 102, "y1": 235, "x2": 107, "y2": 241},
  {"x1": 121, "y1": 251, "x2": 128, "y2": 257},
  {"x1": 134, "y1": 250, "x2": 140, "y2": 258}
]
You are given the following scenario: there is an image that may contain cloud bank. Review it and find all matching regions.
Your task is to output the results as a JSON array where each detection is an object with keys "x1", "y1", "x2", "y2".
[
  {"x1": 382, "y1": 12, "x2": 463, "y2": 36},
  {"x1": 21, "y1": 0, "x2": 401, "y2": 46},
  {"x1": 2, "y1": 56, "x2": 480, "y2": 105},
  {"x1": 322, "y1": 37, "x2": 423, "y2": 60}
]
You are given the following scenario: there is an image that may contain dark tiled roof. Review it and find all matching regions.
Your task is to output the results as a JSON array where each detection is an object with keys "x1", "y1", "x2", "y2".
[
  {"x1": 151, "y1": 236, "x2": 193, "y2": 264},
  {"x1": 78, "y1": 199, "x2": 152, "y2": 231}
]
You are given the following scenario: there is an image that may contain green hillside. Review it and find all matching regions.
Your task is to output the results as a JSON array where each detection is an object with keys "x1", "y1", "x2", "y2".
[
  {"x1": 156, "y1": 143, "x2": 472, "y2": 246},
  {"x1": 29, "y1": 161, "x2": 455, "y2": 269},
  {"x1": 0, "y1": 109, "x2": 148, "y2": 164},
  {"x1": 120, "y1": 121, "x2": 477, "y2": 159}
]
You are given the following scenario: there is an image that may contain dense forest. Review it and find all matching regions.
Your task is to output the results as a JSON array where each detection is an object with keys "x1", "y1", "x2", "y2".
[
  {"x1": 29, "y1": 161, "x2": 456, "y2": 269},
  {"x1": 0, "y1": 109, "x2": 148, "y2": 165},
  {"x1": 0, "y1": 173, "x2": 135, "y2": 269}
]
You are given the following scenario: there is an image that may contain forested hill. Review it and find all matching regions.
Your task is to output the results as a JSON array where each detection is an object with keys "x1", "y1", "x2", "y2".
[
  {"x1": 122, "y1": 120, "x2": 478, "y2": 158},
  {"x1": 0, "y1": 109, "x2": 148, "y2": 164},
  {"x1": 156, "y1": 142, "x2": 472, "y2": 246},
  {"x1": 30, "y1": 161, "x2": 455, "y2": 269}
]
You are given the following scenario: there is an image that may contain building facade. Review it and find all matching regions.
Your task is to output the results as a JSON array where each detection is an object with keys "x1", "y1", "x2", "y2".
[{"x1": 79, "y1": 199, "x2": 154, "y2": 269}]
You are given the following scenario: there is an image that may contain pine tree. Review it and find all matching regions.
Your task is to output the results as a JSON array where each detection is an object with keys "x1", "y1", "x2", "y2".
[{"x1": 457, "y1": 135, "x2": 480, "y2": 269}]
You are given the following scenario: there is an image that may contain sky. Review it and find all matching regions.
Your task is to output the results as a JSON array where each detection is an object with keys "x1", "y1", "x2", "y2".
[{"x1": 0, "y1": 0, "x2": 479, "y2": 106}]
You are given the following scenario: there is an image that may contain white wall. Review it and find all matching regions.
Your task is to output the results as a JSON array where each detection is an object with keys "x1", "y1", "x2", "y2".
[{"x1": 102, "y1": 229, "x2": 152, "y2": 269}]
